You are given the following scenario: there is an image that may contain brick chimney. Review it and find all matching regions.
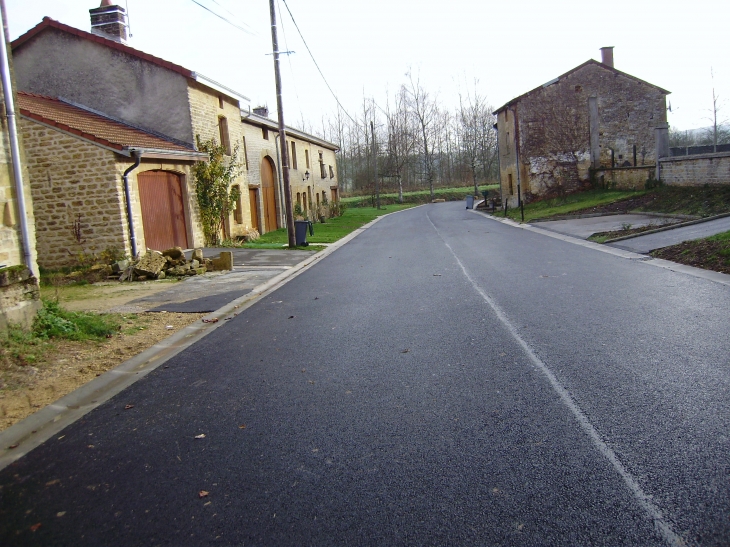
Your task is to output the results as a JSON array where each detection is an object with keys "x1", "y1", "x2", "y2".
[
  {"x1": 253, "y1": 106, "x2": 269, "y2": 117},
  {"x1": 89, "y1": 0, "x2": 128, "y2": 44},
  {"x1": 600, "y1": 46, "x2": 614, "y2": 68}
]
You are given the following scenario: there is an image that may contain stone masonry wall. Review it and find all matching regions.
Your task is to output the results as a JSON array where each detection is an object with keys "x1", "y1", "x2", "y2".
[
  {"x1": 20, "y1": 118, "x2": 128, "y2": 269},
  {"x1": 659, "y1": 151, "x2": 730, "y2": 186},
  {"x1": 187, "y1": 83, "x2": 251, "y2": 239}
]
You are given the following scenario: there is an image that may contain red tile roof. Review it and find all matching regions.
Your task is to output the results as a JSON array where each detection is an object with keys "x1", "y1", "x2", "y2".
[
  {"x1": 11, "y1": 17, "x2": 194, "y2": 79},
  {"x1": 18, "y1": 92, "x2": 198, "y2": 154}
]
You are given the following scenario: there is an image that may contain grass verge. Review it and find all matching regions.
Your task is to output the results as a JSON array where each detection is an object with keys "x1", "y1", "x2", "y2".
[
  {"x1": 343, "y1": 184, "x2": 499, "y2": 208},
  {"x1": 242, "y1": 204, "x2": 415, "y2": 248},
  {"x1": 651, "y1": 230, "x2": 730, "y2": 275},
  {"x1": 502, "y1": 189, "x2": 646, "y2": 222}
]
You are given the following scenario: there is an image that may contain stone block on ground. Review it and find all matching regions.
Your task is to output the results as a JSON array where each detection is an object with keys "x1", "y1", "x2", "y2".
[
  {"x1": 162, "y1": 247, "x2": 184, "y2": 260},
  {"x1": 191, "y1": 259, "x2": 199, "y2": 269},
  {"x1": 134, "y1": 251, "x2": 166, "y2": 277},
  {"x1": 192, "y1": 248, "x2": 204, "y2": 262},
  {"x1": 211, "y1": 251, "x2": 233, "y2": 271},
  {"x1": 111, "y1": 259, "x2": 129, "y2": 273}
]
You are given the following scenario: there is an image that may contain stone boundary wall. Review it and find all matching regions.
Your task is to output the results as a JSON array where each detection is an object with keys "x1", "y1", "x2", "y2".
[
  {"x1": 659, "y1": 151, "x2": 730, "y2": 186},
  {"x1": 592, "y1": 165, "x2": 655, "y2": 190}
]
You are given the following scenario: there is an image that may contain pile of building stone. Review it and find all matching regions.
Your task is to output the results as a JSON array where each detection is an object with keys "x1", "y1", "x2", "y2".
[{"x1": 115, "y1": 247, "x2": 233, "y2": 282}]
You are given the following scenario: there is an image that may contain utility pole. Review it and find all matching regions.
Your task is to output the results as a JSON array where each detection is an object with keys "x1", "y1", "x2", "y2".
[
  {"x1": 371, "y1": 120, "x2": 380, "y2": 209},
  {"x1": 269, "y1": 0, "x2": 295, "y2": 247}
]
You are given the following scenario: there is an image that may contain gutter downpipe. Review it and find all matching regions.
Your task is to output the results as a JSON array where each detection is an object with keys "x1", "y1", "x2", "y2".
[
  {"x1": 0, "y1": 6, "x2": 34, "y2": 276},
  {"x1": 122, "y1": 151, "x2": 142, "y2": 258}
]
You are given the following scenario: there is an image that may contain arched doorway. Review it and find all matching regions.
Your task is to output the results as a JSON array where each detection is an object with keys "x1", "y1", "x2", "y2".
[
  {"x1": 137, "y1": 170, "x2": 189, "y2": 251},
  {"x1": 261, "y1": 156, "x2": 278, "y2": 232}
]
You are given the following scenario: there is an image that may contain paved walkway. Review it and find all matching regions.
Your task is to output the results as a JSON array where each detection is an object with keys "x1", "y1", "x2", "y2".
[
  {"x1": 111, "y1": 248, "x2": 317, "y2": 313},
  {"x1": 608, "y1": 216, "x2": 730, "y2": 253}
]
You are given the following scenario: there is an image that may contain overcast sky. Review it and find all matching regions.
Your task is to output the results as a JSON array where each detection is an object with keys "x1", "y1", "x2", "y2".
[{"x1": 5, "y1": 0, "x2": 729, "y2": 134}]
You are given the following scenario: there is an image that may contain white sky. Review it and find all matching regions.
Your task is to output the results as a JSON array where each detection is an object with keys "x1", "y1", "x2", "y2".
[{"x1": 6, "y1": 0, "x2": 730, "y2": 134}]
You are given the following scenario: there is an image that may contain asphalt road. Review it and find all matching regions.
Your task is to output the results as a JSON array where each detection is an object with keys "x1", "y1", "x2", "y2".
[
  {"x1": 1, "y1": 202, "x2": 729, "y2": 546},
  {"x1": 609, "y1": 215, "x2": 730, "y2": 253}
]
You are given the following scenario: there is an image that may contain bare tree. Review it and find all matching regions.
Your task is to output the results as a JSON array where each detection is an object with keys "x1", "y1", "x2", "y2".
[
  {"x1": 384, "y1": 86, "x2": 417, "y2": 202},
  {"x1": 407, "y1": 71, "x2": 438, "y2": 200},
  {"x1": 458, "y1": 83, "x2": 498, "y2": 195}
]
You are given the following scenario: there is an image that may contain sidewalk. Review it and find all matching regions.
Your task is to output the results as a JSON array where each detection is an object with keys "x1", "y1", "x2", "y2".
[{"x1": 607, "y1": 216, "x2": 730, "y2": 253}]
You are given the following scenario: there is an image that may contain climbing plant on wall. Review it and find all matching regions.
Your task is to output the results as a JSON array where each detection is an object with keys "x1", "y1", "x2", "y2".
[{"x1": 193, "y1": 136, "x2": 242, "y2": 246}]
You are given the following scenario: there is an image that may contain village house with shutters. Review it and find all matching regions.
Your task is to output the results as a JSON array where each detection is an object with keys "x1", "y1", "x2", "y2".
[
  {"x1": 494, "y1": 47, "x2": 670, "y2": 207},
  {"x1": 11, "y1": 1, "x2": 339, "y2": 269}
]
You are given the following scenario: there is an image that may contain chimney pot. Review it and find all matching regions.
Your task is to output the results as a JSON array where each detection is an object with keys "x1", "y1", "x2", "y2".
[{"x1": 600, "y1": 47, "x2": 614, "y2": 68}]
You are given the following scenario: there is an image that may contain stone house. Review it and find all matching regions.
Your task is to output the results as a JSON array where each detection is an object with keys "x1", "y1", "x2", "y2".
[
  {"x1": 494, "y1": 48, "x2": 669, "y2": 206},
  {"x1": 241, "y1": 107, "x2": 340, "y2": 231},
  {"x1": 18, "y1": 92, "x2": 207, "y2": 269},
  {"x1": 11, "y1": 3, "x2": 340, "y2": 260}
]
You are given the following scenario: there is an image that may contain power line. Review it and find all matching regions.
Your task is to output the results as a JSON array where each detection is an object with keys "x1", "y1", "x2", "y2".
[
  {"x1": 276, "y1": 0, "x2": 305, "y2": 129},
  {"x1": 208, "y1": 0, "x2": 256, "y2": 33},
  {"x1": 280, "y1": 0, "x2": 358, "y2": 127},
  {"x1": 189, "y1": 0, "x2": 256, "y2": 36}
]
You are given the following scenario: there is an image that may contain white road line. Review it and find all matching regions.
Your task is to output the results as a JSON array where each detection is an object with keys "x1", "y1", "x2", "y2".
[{"x1": 427, "y1": 211, "x2": 685, "y2": 547}]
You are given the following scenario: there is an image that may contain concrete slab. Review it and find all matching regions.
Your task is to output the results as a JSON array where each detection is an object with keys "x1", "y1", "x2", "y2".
[
  {"x1": 608, "y1": 216, "x2": 730, "y2": 254},
  {"x1": 533, "y1": 214, "x2": 675, "y2": 239}
]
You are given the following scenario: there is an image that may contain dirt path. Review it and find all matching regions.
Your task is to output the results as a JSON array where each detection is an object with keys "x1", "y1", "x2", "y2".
[{"x1": 1, "y1": 280, "x2": 207, "y2": 432}]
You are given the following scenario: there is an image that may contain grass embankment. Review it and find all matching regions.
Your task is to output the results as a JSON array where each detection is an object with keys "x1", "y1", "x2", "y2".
[
  {"x1": 502, "y1": 189, "x2": 646, "y2": 222},
  {"x1": 651, "y1": 230, "x2": 730, "y2": 274},
  {"x1": 343, "y1": 184, "x2": 499, "y2": 208},
  {"x1": 503, "y1": 185, "x2": 730, "y2": 223},
  {"x1": 243, "y1": 204, "x2": 415, "y2": 249}
]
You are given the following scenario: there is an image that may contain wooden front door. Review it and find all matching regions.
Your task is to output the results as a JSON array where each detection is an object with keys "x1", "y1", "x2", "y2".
[
  {"x1": 261, "y1": 157, "x2": 278, "y2": 232},
  {"x1": 249, "y1": 188, "x2": 261, "y2": 233},
  {"x1": 137, "y1": 170, "x2": 189, "y2": 251}
]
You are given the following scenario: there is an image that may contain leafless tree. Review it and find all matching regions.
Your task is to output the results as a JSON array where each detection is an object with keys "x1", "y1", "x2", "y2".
[
  {"x1": 407, "y1": 71, "x2": 438, "y2": 200},
  {"x1": 458, "y1": 83, "x2": 498, "y2": 195}
]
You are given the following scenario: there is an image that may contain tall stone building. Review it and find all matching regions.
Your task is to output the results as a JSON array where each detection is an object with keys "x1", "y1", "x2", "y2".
[{"x1": 494, "y1": 48, "x2": 669, "y2": 206}]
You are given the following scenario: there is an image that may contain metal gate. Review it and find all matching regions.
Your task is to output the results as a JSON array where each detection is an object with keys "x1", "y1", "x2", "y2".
[
  {"x1": 261, "y1": 157, "x2": 278, "y2": 232},
  {"x1": 137, "y1": 170, "x2": 189, "y2": 251}
]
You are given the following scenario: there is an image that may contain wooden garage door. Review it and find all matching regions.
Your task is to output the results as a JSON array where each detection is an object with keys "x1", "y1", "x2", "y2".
[
  {"x1": 137, "y1": 170, "x2": 189, "y2": 251},
  {"x1": 261, "y1": 156, "x2": 278, "y2": 232}
]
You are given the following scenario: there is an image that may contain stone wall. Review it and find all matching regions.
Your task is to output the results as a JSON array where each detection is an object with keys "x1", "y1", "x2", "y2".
[
  {"x1": 13, "y1": 28, "x2": 194, "y2": 144},
  {"x1": 21, "y1": 118, "x2": 128, "y2": 269},
  {"x1": 592, "y1": 165, "x2": 655, "y2": 190},
  {"x1": 659, "y1": 151, "x2": 730, "y2": 186}
]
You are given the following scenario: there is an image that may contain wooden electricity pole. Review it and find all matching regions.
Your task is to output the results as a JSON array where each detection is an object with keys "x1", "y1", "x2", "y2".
[{"x1": 269, "y1": 0, "x2": 295, "y2": 247}]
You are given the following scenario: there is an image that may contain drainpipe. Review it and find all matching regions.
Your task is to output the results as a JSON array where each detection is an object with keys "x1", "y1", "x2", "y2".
[
  {"x1": 122, "y1": 151, "x2": 142, "y2": 258},
  {"x1": 0, "y1": 6, "x2": 34, "y2": 276}
]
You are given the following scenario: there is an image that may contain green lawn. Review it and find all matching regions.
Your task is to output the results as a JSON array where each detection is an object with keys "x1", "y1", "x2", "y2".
[
  {"x1": 243, "y1": 204, "x2": 416, "y2": 248},
  {"x1": 504, "y1": 189, "x2": 647, "y2": 222},
  {"x1": 343, "y1": 184, "x2": 499, "y2": 207}
]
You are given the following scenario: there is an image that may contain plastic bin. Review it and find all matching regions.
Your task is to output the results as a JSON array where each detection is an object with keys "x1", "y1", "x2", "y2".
[{"x1": 295, "y1": 220, "x2": 313, "y2": 246}]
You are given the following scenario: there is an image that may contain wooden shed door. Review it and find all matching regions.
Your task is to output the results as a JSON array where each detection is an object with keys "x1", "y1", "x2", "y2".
[
  {"x1": 249, "y1": 188, "x2": 261, "y2": 233},
  {"x1": 261, "y1": 157, "x2": 278, "y2": 232},
  {"x1": 137, "y1": 170, "x2": 189, "y2": 251}
]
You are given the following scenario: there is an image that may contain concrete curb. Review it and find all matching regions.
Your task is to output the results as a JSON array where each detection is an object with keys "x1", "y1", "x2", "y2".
[
  {"x1": 0, "y1": 210, "x2": 401, "y2": 471},
  {"x1": 471, "y1": 209, "x2": 730, "y2": 288}
]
